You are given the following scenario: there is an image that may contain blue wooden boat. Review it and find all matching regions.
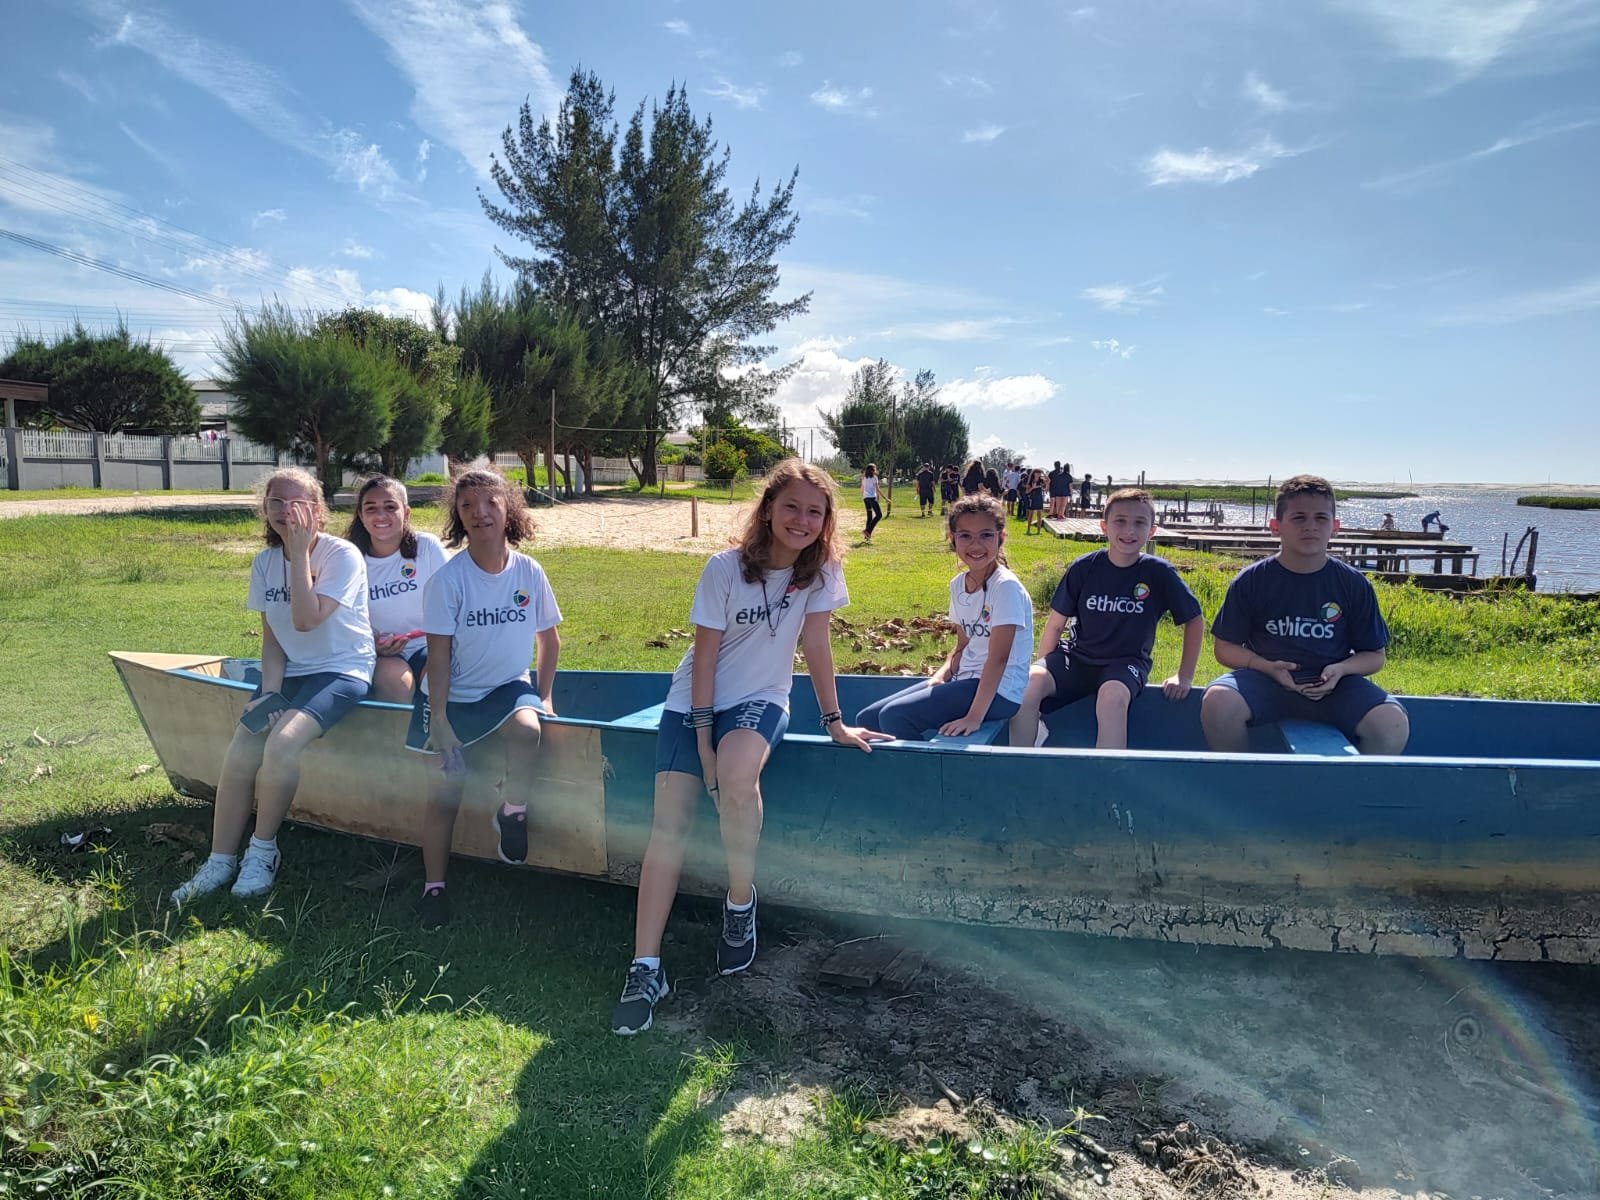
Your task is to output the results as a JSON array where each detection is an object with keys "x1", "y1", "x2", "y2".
[{"x1": 111, "y1": 651, "x2": 1600, "y2": 963}]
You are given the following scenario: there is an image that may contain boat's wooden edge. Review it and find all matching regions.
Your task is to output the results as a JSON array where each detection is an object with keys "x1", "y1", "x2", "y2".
[{"x1": 110, "y1": 650, "x2": 227, "y2": 676}]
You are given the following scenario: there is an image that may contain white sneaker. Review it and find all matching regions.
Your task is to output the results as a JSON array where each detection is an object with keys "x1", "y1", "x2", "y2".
[
  {"x1": 170, "y1": 855, "x2": 237, "y2": 906},
  {"x1": 230, "y1": 844, "x2": 280, "y2": 898}
]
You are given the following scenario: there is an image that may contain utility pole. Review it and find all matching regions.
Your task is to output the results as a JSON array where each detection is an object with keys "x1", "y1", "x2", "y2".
[{"x1": 549, "y1": 388, "x2": 557, "y2": 501}]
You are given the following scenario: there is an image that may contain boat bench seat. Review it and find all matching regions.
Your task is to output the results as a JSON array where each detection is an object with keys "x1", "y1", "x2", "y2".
[
  {"x1": 615, "y1": 702, "x2": 667, "y2": 730},
  {"x1": 1278, "y1": 719, "x2": 1358, "y2": 757},
  {"x1": 922, "y1": 718, "x2": 1009, "y2": 748}
]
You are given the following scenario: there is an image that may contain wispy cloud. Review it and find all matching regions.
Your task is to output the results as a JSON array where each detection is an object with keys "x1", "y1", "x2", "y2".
[
  {"x1": 341, "y1": 239, "x2": 375, "y2": 259},
  {"x1": 943, "y1": 372, "x2": 1059, "y2": 411},
  {"x1": 810, "y1": 81, "x2": 878, "y2": 117},
  {"x1": 1067, "y1": 6, "x2": 1097, "y2": 20},
  {"x1": 706, "y1": 77, "x2": 767, "y2": 110},
  {"x1": 117, "y1": 122, "x2": 183, "y2": 177},
  {"x1": 345, "y1": 0, "x2": 562, "y2": 182},
  {"x1": 252, "y1": 208, "x2": 287, "y2": 228},
  {"x1": 1080, "y1": 281, "x2": 1164, "y2": 313},
  {"x1": 662, "y1": 18, "x2": 692, "y2": 37},
  {"x1": 1241, "y1": 71, "x2": 1299, "y2": 113},
  {"x1": 1143, "y1": 136, "x2": 1300, "y2": 185},
  {"x1": 1432, "y1": 275, "x2": 1600, "y2": 325},
  {"x1": 891, "y1": 317, "x2": 1016, "y2": 341},
  {"x1": 961, "y1": 123, "x2": 1006, "y2": 144},
  {"x1": 803, "y1": 194, "x2": 876, "y2": 220},
  {"x1": 415, "y1": 138, "x2": 431, "y2": 182},
  {"x1": 1332, "y1": 0, "x2": 1600, "y2": 79},
  {"x1": 777, "y1": 50, "x2": 804, "y2": 68},
  {"x1": 938, "y1": 71, "x2": 993, "y2": 96},
  {"x1": 328, "y1": 130, "x2": 403, "y2": 198},
  {"x1": 1363, "y1": 113, "x2": 1600, "y2": 192},
  {"x1": 1091, "y1": 338, "x2": 1135, "y2": 359}
]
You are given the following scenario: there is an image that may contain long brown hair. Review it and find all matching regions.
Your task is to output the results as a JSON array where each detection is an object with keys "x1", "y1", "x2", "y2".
[
  {"x1": 345, "y1": 475, "x2": 418, "y2": 557},
  {"x1": 257, "y1": 466, "x2": 327, "y2": 548},
  {"x1": 441, "y1": 469, "x2": 537, "y2": 548},
  {"x1": 946, "y1": 493, "x2": 1008, "y2": 566},
  {"x1": 736, "y1": 458, "x2": 841, "y2": 589}
]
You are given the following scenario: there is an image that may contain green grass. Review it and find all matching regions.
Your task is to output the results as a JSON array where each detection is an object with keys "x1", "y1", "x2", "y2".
[
  {"x1": 2, "y1": 504, "x2": 1599, "y2": 1196},
  {"x1": 1142, "y1": 484, "x2": 1417, "y2": 503},
  {"x1": 1517, "y1": 495, "x2": 1600, "y2": 511}
]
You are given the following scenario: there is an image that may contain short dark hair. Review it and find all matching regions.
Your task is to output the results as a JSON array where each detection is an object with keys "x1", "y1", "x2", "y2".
[{"x1": 1275, "y1": 474, "x2": 1337, "y2": 520}]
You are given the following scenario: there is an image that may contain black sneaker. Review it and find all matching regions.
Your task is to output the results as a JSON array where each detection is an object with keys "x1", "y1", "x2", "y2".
[
  {"x1": 419, "y1": 885, "x2": 451, "y2": 930},
  {"x1": 611, "y1": 961, "x2": 671, "y2": 1036},
  {"x1": 717, "y1": 886, "x2": 758, "y2": 976},
  {"x1": 493, "y1": 806, "x2": 528, "y2": 864}
]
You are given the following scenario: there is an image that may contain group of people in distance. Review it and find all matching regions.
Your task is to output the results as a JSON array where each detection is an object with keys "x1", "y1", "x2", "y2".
[
  {"x1": 909, "y1": 460, "x2": 1105, "y2": 533},
  {"x1": 167, "y1": 461, "x2": 1409, "y2": 1040}
]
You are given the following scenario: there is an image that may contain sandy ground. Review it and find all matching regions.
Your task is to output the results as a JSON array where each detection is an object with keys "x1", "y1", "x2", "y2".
[{"x1": 0, "y1": 492, "x2": 773, "y2": 552}]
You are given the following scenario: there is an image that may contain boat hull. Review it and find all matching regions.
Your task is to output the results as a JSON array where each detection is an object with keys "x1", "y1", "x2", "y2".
[{"x1": 111, "y1": 653, "x2": 1600, "y2": 963}]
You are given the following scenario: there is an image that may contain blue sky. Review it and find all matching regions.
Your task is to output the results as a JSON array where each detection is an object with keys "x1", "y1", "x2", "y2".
[{"x1": 3, "y1": 0, "x2": 1598, "y2": 483}]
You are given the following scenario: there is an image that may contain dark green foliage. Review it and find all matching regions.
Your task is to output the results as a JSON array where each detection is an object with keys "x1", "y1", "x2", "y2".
[
  {"x1": 697, "y1": 419, "x2": 787, "y2": 473},
  {"x1": 821, "y1": 359, "x2": 895, "y2": 469},
  {"x1": 0, "y1": 322, "x2": 197, "y2": 433},
  {"x1": 216, "y1": 305, "x2": 398, "y2": 500},
  {"x1": 900, "y1": 371, "x2": 968, "y2": 471},
  {"x1": 1517, "y1": 495, "x2": 1600, "y2": 511},
  {"x1": 702, "y1": 439, "x2": 747, "y2": 482},
  {"x1": 480, "y1": 69, "x2": 808, "y2": 484}
]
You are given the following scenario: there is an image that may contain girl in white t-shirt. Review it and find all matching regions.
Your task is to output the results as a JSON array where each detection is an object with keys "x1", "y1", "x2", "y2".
[
  {"x1": 345, "y1": 475, "x2": 449, "y2": 702},
  {"x1": 611, "y1": 459, "x2": 889, "y2": 1035},
  {"x1": 856, "y1": 494, "x2": 1034, "y2": 739},
  {"x1": 404, "y1": 470, "x2": 561, "y2": 929},
  {"x1": 860, "y1": 462, "x2": 882, "y2": 543},
  {"x1": 171, "y1": 467, "x2": 376, "y2": 906}
]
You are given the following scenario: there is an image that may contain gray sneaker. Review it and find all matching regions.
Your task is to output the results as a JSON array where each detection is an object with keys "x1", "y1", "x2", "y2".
[
  {"x1": 611, "y1": 961, "x2": 671, "y2": 1036},
  {"x1": 717, "y1": 886, "x2": 758, "y2": 976},
  {"x1": 230, "y1": 844, "x2": 280, "y2": 898},
  {"x1": 170, "y1": 855, "x2": 237, "y2": 906}
]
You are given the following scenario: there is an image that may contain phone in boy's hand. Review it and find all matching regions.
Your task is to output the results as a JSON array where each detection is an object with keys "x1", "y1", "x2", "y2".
[
  {"x1": 239, "y1": 691, "x2": 289, "y2": 733},
  {"x1": 1291, "y1": 666, "x2": 1326, "y2": 686}
]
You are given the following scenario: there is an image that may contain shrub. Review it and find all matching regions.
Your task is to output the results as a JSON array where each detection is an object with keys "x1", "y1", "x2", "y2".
[{"x1": 703, "y1": 440, "x2": 747, "y2": 483}]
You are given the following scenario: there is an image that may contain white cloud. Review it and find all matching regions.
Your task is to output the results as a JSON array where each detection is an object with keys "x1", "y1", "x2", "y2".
[
  {"x1": 768, "y1": 346, "x2": 883, "y2": 450},
  {"x1": 1241, "y1": 71, "x2": 1298, "y2": 112},
  {"x1": 1067, "y1": 6, "x2": 1097, "y2": 19},
  {"x1": 328, "y1": 129, "x2": 403, "y2": 198},
  {"x1": 891, "y1": 317, "x2": 1015, "y2": 341},
  {"x1": 251, "y1": 208, "x2": 287, "y2": 228},
  {"x1": 938, "y1": 71, "x2": 993, "y2": 95},
  {"x1": 792, "y1": 335, "x2": 854, "y2": 354},
  {"x1": 810, "y1": 82, "x2": 878, "y2": 116},
  {"x1": 1331, "y1": 0, "x2": 1600, "y2": 78},
  {"x1": 1143, "y1": 137, "x2": 1299, "y2": 185},
  {"x1": 706, "y1": 77, "x2": 767, "y2": 110},
  {"x1": 1080, "y1": 281, "x2": 1164, "y2": 313},
  {"x1": 777, "y1": 50, "x2": 804, "y2": 68},
  {"x1": 284, "y1": 265, "x2": 365, "y2": 307},
  {"x1": 117, "y1": 122, "x2": 183, "y2": 177},
  {"x1": 341, "y1": 239, "x2": 375, "y2": 259},
  {"x1": 415, "y1": 137, "x2": 432, "y2": 182},
  {"x1": 1262, "y1": 306, "x2": 1291, "y2": 316},
  {"x1": 662, "y1": 18, "x2": 692, "y2": 36},
  {"x1": 345, "y1": 0, "x2": 563, "y2": 182},
  {"x1": 365, "y1": 285, "x2": 436, "y2": 323},
  {"x1": 961, "y1": 123, "x2": 1006, "y2": 143},
  {"x1": 1363, "y1": 114, "x2": 1599, "y2": 192},
  {"x1": 942, "y1": 372, "x2": 1059, "y2": 411},
  {"x1": 1091, "y1": 338, "x2": 1135, "y2": 359},
  {"x1": 803, "y1": 194, "x2": 876, "y2": 220},
  {"x1": 1432, "y1": 275, "x2": 1600, "y2": 325}
]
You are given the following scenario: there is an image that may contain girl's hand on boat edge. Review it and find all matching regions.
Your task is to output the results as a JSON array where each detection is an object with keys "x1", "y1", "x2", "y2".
[
  {"x1": 829, "y1": 722, "x2": 892, "y2": 752},
  {"x1": 937, "y1": 712, "x2": 986, "y2": 738}
]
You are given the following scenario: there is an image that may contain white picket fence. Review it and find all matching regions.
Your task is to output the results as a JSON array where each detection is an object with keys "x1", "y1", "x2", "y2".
[
  {"x1": 171, "y1": 437, "x2": 226, "y2": 461},
  {"x1": 102, "y1": 432, "x2": 166, "y2": 459},
  {"x1": 19, "y1": 429, "x2": 95, "y2": 457}
]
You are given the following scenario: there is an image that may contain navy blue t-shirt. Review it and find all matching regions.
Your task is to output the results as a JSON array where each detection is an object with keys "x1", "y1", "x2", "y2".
[
  {"x1": 1211, "y1": 557, "x2": 1389, "y2": 673},
  {"x1": 1049, "y1": 551, "x2": 1202, "y2": 669}
]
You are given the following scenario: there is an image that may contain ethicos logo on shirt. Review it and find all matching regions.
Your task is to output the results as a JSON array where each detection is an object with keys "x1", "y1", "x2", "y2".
[
  {"x1": 371, "y1": 578, "x2": 418, "y2": 600},
  {"x1": 1085, "y1": 592, "x2": 1146, "y2": 614},
  {"x1": 1321, "y1": 601, "x2": 1342, "y2": 622},
  {"x1": 400, "y1": 562, "x2": 417, "y2": 579},
  {"x1": 466, "y1": 593, "x2": 529, "y2": 627},
  {"x1": 734, "y1": 583, "x2": 797, "y2": 626},
  {"x1": 1265, "y1": 614, "x2": 1338, "y2": 639},
  {"x1": 264, "y1": 586, "x2": 292, "y2": 603},
  {"x1": 513, "y1": 589, "x2": 530, "y2": 608},
  {"x1": 1133, "y1": 583, "x2": 1150, "y2": 600}
]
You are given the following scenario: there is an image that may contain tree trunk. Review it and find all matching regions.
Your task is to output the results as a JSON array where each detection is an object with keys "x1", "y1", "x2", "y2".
[
  {"x1": 628, "y1": 455, "x2": 644, "y2": 486},
  {"x1": 315, "y1": 442, "x2": 338, "y2": 502},
  {"x1": 582, "y1": 446, "x2": 594, "y2": 495},
  {"x1": 640, "y1": 429, "x2": 659, "y2": 488},
  {"x1": 517, "y1": 445, "x2": 539, "y2": 504}
]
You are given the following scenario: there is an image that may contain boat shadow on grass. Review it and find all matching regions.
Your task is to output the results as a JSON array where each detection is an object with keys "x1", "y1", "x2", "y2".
[{"x1": 6, "y1": 803, "x2": 1600, "y2": 1199}]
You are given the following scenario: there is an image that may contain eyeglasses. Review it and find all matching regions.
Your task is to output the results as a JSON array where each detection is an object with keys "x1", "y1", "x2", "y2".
[{"x1": 265, "y1": 497, "x2": 310, "y2": 511}]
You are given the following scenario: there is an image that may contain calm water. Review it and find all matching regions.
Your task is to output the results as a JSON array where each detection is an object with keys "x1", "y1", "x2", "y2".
[{"x1": 1180, "y1": 483, "x2": 1600, "y2": 593}]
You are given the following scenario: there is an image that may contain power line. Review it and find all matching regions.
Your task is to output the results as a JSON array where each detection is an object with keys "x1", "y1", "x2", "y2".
[{"x1": 0, "y1": 228, "x2": 243, "y2": 308}]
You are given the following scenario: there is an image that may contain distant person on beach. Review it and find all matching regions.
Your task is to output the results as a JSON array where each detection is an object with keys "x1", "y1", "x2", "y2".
[
  {"x1": 1201, "y1": 475, "x2": 1409, "y2": 756},
  {"x1": 916, "y1": 462, "x2": 936, "y2": 517},
  {"x1": 1420, "y1": 510, "x2": 1449, "y2": 535},
  {"x1": 1079, "y1": 473, "x2": 1093, "y2": 513},
  {"x1": 170, "y1": 467, "x2": 375, "y2": 907},
  {"x1": 1380, "y1": 513, "x2": 1396, "y2": 532},
  {"x1": 860, "y1": 463, "x2": 882, "y2": 543},
  {"x1": 1011, "y1": 489, "x2": 1203, "y2": 750}
]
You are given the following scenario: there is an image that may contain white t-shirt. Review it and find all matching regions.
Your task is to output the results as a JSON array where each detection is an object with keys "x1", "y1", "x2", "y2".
[
  {"x1": 364, "y1": 532, "x2": 449, "y2": 657},
  {"x1": 419, "y1": 548, "x2": 561, "y2": 703},
  {"x1": 1003, "y1": 468, "x2": 1020, "y2": 492},
  {"x1": 862, "y1": 475, "x2": 879, "y2": 500},
  {"x1": 665, "y1": 548, "x2": 849, "y2": 712},
  {"x1": 247, "y1": 536, "x2": 375, "y2": 683},
  {"x1": 947, "y1": 564, "x2": 1034, "y2": 703}
]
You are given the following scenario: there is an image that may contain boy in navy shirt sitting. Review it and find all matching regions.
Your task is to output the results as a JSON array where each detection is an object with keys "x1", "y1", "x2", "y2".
[
  {"x1": 1011, "y1": 488, "x2": 1203, "y2": 749},
  {"x1": 1201, "y1": 475, "x2": 1409, "y2": 755}
]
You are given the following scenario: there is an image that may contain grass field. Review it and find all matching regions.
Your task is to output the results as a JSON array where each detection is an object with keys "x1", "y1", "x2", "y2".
[
  {"x1": 3, "y1": 504, "x2": 1598, "y2": 1196},
  {"x1": 1517, "y1": 494, "x2": 1600, "y2": 511}
]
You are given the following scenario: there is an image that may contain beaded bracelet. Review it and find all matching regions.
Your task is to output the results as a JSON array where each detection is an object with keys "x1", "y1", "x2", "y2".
[
  {"x1": 819, "y1": 710, "x2": 843, "y2": 729},
  {"x1": 683, "y1": 706, "x2": 715, "y2": 730}
]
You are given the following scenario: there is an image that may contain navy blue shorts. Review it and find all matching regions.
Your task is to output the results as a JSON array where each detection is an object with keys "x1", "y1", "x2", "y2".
[
  {"x1": 656, "y1": 701, "x2": 790, "y2": 776},
  {"x1": 249, "y1": 672, "x2": 367, "y2": 734},
  {"x1": 1207, "y1": 669, "x2": 1404, "y2": 741},
  {"x1": 1039, "y1": 648, "x2": 1147, "y2": 712},
  {"x1": 405, "y1": 678, "x2": 546, "y2": 752}
]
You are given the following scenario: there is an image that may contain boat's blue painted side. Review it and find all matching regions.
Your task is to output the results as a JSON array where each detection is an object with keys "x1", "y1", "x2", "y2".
[{"x1": 123, "y1": 657, "x2": 1600, "y2": 962}]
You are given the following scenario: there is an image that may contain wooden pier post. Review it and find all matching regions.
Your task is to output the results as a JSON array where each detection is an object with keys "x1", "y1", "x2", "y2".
[{"x1": 691, "y1": 497, "x2": 699, "y2": 538}]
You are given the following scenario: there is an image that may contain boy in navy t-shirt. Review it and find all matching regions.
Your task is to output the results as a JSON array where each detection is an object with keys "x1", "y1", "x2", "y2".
[
  {"x1": 1011, "y1": 488, "x2": 1204, "y2": 749},
  {"x1": 1201, "y1": 475, "x2": 1409, "y2": 754}
]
